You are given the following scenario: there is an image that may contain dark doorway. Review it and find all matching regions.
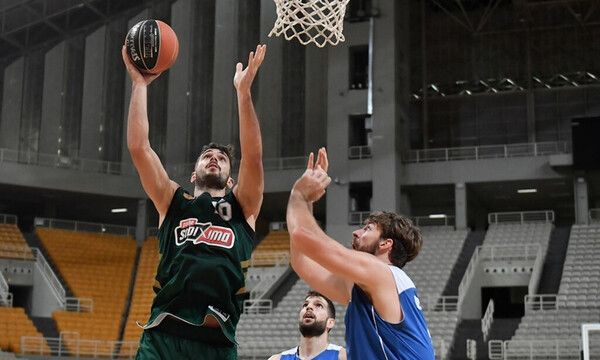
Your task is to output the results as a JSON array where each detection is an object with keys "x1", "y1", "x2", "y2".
[
  {"x1": 481, "y1": 286, "x2": 527, "y2": 318},
  {"x1": 9, "y1": 285, "x2": 32, "y2": 311}
]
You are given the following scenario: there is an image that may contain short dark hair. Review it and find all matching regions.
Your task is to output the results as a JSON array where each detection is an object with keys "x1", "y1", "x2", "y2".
[
  {"x1": 197, "y1": 142, "x2": 235, "y2": 167},
  {"x1": 365, "y1": 211, "x2": 423, "y2": 269},
  {"x1": 305, "y1": 290, "x2": 335, "y2": 319}
]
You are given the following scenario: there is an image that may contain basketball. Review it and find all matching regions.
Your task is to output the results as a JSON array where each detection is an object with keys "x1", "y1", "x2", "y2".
[{"x1": 125, "y1": 20, "x2": 179, "y2": 75}]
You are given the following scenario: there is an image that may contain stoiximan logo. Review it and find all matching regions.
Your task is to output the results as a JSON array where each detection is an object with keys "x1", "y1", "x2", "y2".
[{"x1": 174, "y1": 218, "x2": 235, "y2": 248}]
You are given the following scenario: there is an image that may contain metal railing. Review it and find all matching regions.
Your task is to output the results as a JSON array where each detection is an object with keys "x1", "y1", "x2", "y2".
[
  {"x1": 481, "y1": 244, "x2": 540, "y2": 262},
  {"x1": 0, "y1": 292, "x2": 13, "y2": 307},
  {"x1": 0, "y1": 270, "x2": 9, "y2": 295},
  {"x1": 242, "y1": 299, "x2": 273, "y2": 315},
  {"x1": 349, "y1": 211, "x2": 371, "y2": 225},
  {"x1": 589, "y1": 208, "x2": 600, "y2": 223},
  {"x1": 0, "y1": 213, "x2": 17, "y2": 224},
  {"x1": 499, "y1": 339, "x2": 582, "y2": 360},
  {"x1": 0, "y1": 148, "x2": 137, "y2": 176},
  {"x1": 432, "y1": 338, "x2": 450, "y2": 360},
  {"x1": 248, "y1": 253, "x2": 289, "y2": 301},
  {"x1": 0, "y1": 147, "x2": 316, "y2": 178},
  {"x1": 348, "y1": 145, "x2": 372, "y2": 159},
  {"x1": 0, "y1": 271, "x2": 11, "y2": 307},
  {"x1": 249, "y1": 251, "x2": 289, "y2": 268},
  {"x1": 488, "y1": 210, "x2": 555, "y2": 224},
  {"x1": 21, "y1": 333, "x2": 139, "y2": 358},
  {"x1": 467, "y1": 339, "x2": 477, "y2": 360},
  {"x1": 167, "y1": 156, "x2": 309, "y2": 178},
  {"x1": 420, "y1": 295, "x2": 459, "y2": 312},
  {"x1": 482, "y1": 299, "x2": 495, "y2": 342},
  {"x1": 489, "y1": 340, "x2": 503, "y2": 360},
  {"x1": 404, "y1": 141, "x2": 568, "y2": 163},
  {"x1": 65, "y1": 297, "x2": 94, "y2": 312},
  {"x1": 268, "y1": 222, "x2": 287, "y2": 231},
  {"x1": 34, "y1": 217, "x2": 136, "y2": 237},
  {"x1": 32, "y1": 248, "x2": 66, "y2": 304},
  {"x1": 524, "y1": 294, "x2": 567, "y2": 313}
]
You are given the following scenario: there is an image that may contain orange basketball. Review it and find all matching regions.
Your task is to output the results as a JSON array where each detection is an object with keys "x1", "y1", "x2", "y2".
[{"x1": 125, "y1": 20, "x2": 179, "y2": 75}]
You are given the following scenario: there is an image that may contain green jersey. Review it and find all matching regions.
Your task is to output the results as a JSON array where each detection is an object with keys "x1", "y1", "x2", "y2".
[{"x1": 140, "y1": 187, "x2": 255, "y2": 344}]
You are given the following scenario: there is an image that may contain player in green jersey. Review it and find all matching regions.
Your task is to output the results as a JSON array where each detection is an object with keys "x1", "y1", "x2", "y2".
[{"x1": 122, "y1": 44, "x2": 266, "y2": 359}]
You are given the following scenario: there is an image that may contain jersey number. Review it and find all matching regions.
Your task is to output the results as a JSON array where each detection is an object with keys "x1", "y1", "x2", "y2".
[{"x1": 216, "y1": 202, "x2": 232, "y2": 221}]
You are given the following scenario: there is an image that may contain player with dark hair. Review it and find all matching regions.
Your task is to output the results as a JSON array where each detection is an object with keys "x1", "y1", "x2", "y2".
[
  {"x1": 286, "y1": 148, "x2": 435, "y2": 360},
  {"x1": 122, "y1": 44, "x2": 266, "y2": 359},
  {"x1": 268, "y1": 290, "x2": 346, "y2": 360}
]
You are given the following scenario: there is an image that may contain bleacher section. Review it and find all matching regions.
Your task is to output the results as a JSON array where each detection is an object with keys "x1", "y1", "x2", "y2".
[
  {"x1": 120, "y1": 237, "x2": 159, "y2": 354},
  {"x1": 35, "y1": 228, "x2": 137, "y2": 349},
  {"x1": 250, "y1": 230, "x2": 290, "y2": 267},
  {"x1": 404, "y1": 226, "x2": 467, "y2": 359},
  {"x1": 0, "y1": 224, "x2": 34, "y2": 260},
  {"x1": 560, "y1": 225, "x2": 600, "y2": 307},
  {"x1": 497, "y1": 224, "x2": 600, "y2": 359},
  {"x1": 0, "y1": 306, "x2": 49, "y2": 354},
  {"x1": 506, "y1": 308, "x2": 600, "y2": 359},
  {"x1": 404, "y1": 226, "x2": 468, "y2": 304},
  {"x1": 482, "y1": 222, "x2": 553, "y2": 249}
]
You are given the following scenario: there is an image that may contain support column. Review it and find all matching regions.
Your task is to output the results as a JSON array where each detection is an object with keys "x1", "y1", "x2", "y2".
[
  {"x1": 211, "y1": 0, "x2": 237, "y2": 145},
  {"x1": 40, "y1": 42, "x2": 65, "y2": 155},
  {"x1": 0, "y1": 58, "x2": 24, "y2": 150},
  {"x1": 372, "y1": 0, "x2": 409, "y2": 212},
  {"x1": 304, "y1": 44, "x2": 327, "y2": 153},
  {"x1": 136, "y1": 199, "x2": 149, "y2": 246},
  {"x1": 259, "y1": 0, "x2": 282, "y2": 158},
  {"x1": 574, "y1": 177, "x2": 589, "y2": 225},
  {"x1": 81, "y1": 27, "x2": 106, "y2": 161},
  {"x1": 455, "y1": 182, "x2": 467, "y2": 230}
]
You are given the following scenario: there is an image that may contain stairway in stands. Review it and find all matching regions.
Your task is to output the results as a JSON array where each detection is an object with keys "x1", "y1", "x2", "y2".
[
  {"x1": 442, "y1": 230, "x2": 486, "y2": 296},
  {"x1": 487, "y1": 318, "x2": 520, "y2": 343},
  {"x1": 22, "y1": 232, "x2": 74, "y2": 297},
  {"x1": 452, "y1": 317, "x2": 521, "y2": 360},
  {"x1": 30, "y1": 316, "x2": 60, "y2": 339},
  {"x1": 450, "y1": 319, "x2": 483, "y2": 360},
  {"x1": 537, "y1": 226, "x2": 570, "y2": 294}
]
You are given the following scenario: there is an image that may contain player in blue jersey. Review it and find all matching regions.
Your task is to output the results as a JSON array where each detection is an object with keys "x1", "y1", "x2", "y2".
[
  {"x1": 268, "y1": 290, "x2": 346, "y2": 360},
  {"x1": 286, "y1": 148, "x2": 435, "y2": 360}
]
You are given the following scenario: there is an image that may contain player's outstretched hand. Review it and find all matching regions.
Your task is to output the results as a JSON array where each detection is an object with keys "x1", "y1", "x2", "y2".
[
  {"x1": 292, "y1": 148, "x2": 331, "y2": 203},
  {"x1": 234, "y1": 44, "x2": 267, "y2": 92}
]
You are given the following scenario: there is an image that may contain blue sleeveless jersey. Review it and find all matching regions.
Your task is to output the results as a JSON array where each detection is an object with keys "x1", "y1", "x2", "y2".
[
  {"x1": 344, "y1": 266, "x2": 435, "y2": 360},
  {"x1": 280, "y1": 344, "x2": 343, "y2": 359}
]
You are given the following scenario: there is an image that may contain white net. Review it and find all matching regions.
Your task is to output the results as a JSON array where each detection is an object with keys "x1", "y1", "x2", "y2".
[{"x1": 268, "y1": 0, "x2": 350, "y2": 48}]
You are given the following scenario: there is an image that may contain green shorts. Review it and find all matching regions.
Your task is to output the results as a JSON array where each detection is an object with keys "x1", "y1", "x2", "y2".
[{"x1": 135, "y1": 328, "x2": 237, "y2": 360}]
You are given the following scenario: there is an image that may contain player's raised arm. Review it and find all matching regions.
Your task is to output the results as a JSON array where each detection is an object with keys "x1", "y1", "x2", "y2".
[
  {"x1": 287, "y1": 149, "x2": 354, "y2": 304},
  {"x1": 233, "y1": 44, "x2": 266, "y2": 228},
  {"x1": 122, "y1": 46, "x2": 178, "y2": 222}
]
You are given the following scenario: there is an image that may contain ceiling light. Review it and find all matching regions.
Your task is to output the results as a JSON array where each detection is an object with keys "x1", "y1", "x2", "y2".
[
  {"x1": 517, "y1": 189, "x2": 537, "y2": 194},
  {"x1": 111, "y1": 208, "x2": 128, "y2": 213},
  {"x1": 429, "y1": 214, "x2": 447, "y2": 219}
]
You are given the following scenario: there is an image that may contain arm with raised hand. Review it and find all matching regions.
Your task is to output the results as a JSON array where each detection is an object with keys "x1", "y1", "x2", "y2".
[
  {"x1": 232, "y1": 45, "x2": 266, "y2": 230},
  {"x1": 122, "y1": 46, "x2": 178, "y2": 224},
  {"x1": 287, "y1": 148, "x2": 354, "y2": 305},
  {"x1": 287, "y1": 148, "x2": 400, "y2": 316}
]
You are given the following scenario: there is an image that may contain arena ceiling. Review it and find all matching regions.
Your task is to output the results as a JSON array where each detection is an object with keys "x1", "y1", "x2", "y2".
[
  {"x1": 0, "y1": 0, "x2": 175, "y2": 62},
  {"x1": 2, "y1": 0, "x2": 596, "y2": 63}
]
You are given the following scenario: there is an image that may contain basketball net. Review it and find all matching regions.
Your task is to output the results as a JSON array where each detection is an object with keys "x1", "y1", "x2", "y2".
[{"x1": 269, "y1": 0, "x2": 350, "y2": 48}]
